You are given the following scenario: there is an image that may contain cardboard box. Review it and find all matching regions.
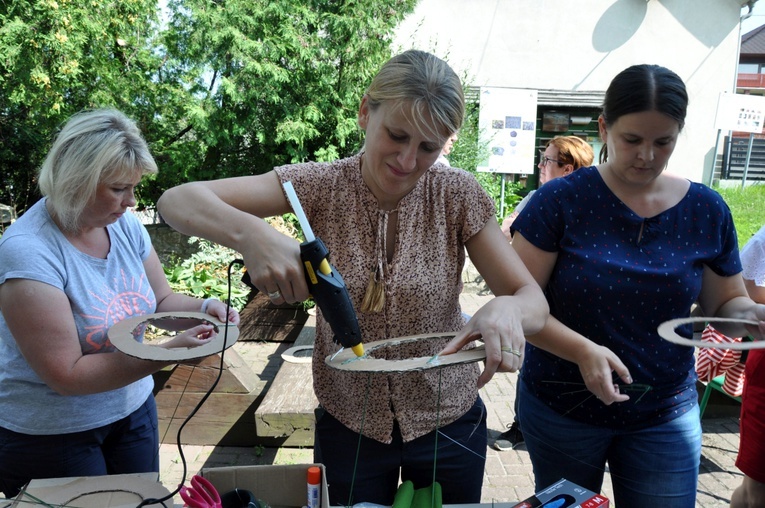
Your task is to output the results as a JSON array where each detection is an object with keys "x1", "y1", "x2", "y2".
[
  {"x1": 201, "y1": 464, "x2": 330, "y2": 508},
  {"x1": 512, "y1": 478, "x2": 609, "y2": 508},
  {"x1": 9, "y1": 473, "x2": 170, "y2": 508}
]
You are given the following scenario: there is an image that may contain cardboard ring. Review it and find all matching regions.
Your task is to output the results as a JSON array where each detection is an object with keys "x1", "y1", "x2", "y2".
[
  {"x1": 657, "y1": 317, "x2": 764, "y2": 350},
  {"x1": 281, "y1": 345, "x2": 314, "y2": 363},
  {"x1": 109, "y1": 311, "x2": 239, "y2": 362},
  {"x1": 325, "y1": 332, "x2": 486, "y2": 373}
]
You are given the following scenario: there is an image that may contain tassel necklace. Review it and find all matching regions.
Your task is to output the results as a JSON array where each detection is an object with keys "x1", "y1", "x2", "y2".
[{"x1": 360, "y1": 207, "x2": 396, "y2": 313}]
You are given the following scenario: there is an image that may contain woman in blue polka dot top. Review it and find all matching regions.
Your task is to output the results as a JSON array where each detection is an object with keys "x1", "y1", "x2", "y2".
[{"x1": 512, "y1": 64, "x2": 765, "y2": 508}]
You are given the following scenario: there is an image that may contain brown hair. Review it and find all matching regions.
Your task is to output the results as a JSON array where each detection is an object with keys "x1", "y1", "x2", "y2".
[
  {"x1": 547, "y1": 135, "x2": 594, "y2": 170},
  {"x1": 599, "y1": 64, "x2": 687, "y2": 163}
]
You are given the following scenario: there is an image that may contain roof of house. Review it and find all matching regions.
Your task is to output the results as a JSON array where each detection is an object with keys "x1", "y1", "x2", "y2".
[{"x1": 742, "y1": 24, "x2": 765, "y2": 56}]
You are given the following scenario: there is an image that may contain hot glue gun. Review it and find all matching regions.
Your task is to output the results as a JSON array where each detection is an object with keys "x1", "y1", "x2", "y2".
[{"x1": 283, "y1": 181, "x2": 365, "y2": 357}]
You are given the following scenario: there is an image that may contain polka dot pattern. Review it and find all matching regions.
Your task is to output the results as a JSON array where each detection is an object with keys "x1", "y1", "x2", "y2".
[{"x1": 513, "y1": 166, "x2": 742, "y2": 429}]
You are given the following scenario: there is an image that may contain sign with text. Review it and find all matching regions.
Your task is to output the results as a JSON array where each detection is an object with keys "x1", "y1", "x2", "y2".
[
  {"x1": 714, "y1": 92, "x2": 765, "y2": 133},
  {"x1": 477, "y1": 87, "x2": 538, "y2": 174}
]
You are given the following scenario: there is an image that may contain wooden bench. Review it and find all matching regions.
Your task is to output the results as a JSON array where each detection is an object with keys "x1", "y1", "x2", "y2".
[
  {"x1": 238, "y1": 291, "x2": 309, "y2": 342},
  {"x1": 254, "y1": 314, "x2": 319, "y2": 446},
  {"x1": 152, "y1": 292, "x2": 309, "y2": 446},
  {"x1": 154, "y1": 346, "x2": 261, "y2": 446}
]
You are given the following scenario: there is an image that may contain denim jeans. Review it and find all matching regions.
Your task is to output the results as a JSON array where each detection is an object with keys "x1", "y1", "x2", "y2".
[
  {"x1": 314, "y1": 397, "x2": 487, "y2": 506},
  {"x1": 518, "y1": 379, "x2": 701, "y2": 508},
  {"x1": 0, "y1": 395, "x2": 159, "y2": 498}
]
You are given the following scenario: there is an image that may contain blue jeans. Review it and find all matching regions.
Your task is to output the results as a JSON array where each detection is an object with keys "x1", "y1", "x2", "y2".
[
  {"x1": 518, "y1": 379, "x2": 700, "y2": 508},
  {"x1": 314, "y1": 397, "x2": 487, "y2": 506},
  {"x1": 0, "y1": 395, "x2": 159, "y2": 498}
]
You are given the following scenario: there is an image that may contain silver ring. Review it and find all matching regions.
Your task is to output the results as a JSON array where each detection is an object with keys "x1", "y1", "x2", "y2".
[
  {"x1": 267, "y1": 290, "x2": 282, "y2": 299},
  {"x1": 501, "y1": 346, "x2": 522, "y2": 357}
]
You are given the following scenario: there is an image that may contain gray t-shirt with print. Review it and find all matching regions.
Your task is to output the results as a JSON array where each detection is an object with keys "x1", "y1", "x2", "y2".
[{"x1": 0, "y1": 199, "x2": 155, "y2": 434}]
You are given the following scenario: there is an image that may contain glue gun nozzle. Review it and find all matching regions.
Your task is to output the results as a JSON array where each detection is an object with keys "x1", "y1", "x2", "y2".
[{"x1": 351, "y1": 343, "x2": 365, "y2": 357}]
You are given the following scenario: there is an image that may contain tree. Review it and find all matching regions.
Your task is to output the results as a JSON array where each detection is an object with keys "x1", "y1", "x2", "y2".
[
  {"x1": 0, "y1": 0, "x2": 173, "y2": 213},
  {"x1": 1, "y1": 0, "x2": 419, "y2": 213},
  {"x1": 145, "y1": 0, "x2": 417, "y2": 204}
]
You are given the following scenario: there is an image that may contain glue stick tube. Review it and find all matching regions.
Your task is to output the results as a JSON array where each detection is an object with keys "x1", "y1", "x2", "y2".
[
  {"x1": 392, "y1": 481, "x2": 415, "y2": 508},
  {"x1": 307, "y1": 466, "x2": 321, "y2": 508}
]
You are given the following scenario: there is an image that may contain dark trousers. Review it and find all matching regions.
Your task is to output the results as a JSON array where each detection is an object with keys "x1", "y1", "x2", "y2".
[
  {"x1": 314, "y1": 397, "x2": 487, "y2": 506},
  {"x1": 0, "y1": 395, "x2": 159, "y2": 498}
]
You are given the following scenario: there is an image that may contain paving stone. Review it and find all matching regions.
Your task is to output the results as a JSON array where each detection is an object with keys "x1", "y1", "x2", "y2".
[{"x1": 158, "y1": 287, "x2": 744, "y2": 507}]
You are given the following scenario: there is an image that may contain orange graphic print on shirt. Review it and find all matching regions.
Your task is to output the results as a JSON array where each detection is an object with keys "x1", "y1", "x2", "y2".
[{"x1": 81, "y1": 271, "x2": 155, "y2": 353}]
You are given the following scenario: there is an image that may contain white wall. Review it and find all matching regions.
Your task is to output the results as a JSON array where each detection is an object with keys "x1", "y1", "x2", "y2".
[{"x1": 394, "y1": 0, "x2": 748, "y2": 182}]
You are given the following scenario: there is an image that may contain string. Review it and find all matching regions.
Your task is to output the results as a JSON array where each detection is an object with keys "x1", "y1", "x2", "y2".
[
  {"x1": 540, "y1": 380, "x2": 654, "y2": 417},
  {"x1": 435, "y1": 427, "x2": 485, "y2": 459},
  {"x1": 431, "y1": 367, "x2": 443, "y2": 508},
  {"x1": 339, "y1": 339, "x2": 486, "y2": 506},
  {"x1": 345, "y1": 373, "x2": 374, "y2": 508},
  {"x1": 529, "y1": 378, "x2": 665, "y2": 490},
  {"x1": 10, "y1": 485, "x2": 169, "y2": 508},
  {"x1": 6, "y1": 489, "x2": 55, "y2": 508},
  {"x1": 523, "y1": 428, "x2": 649, "y2": 491}
]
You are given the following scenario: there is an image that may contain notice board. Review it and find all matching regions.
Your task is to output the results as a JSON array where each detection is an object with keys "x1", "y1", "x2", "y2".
[{"x1": 477, "y1": 87, "x2": 538, "y2": 174}]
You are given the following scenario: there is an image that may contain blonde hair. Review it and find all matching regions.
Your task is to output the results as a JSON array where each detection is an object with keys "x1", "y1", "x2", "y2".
[
  {"x1": 364, "y1": 50, "x2": 464, "y2": 144},
  {"x1": 547, "y1": 136, "x2": 594, "y2": 170},
  {"x1": 38, "y1": 109, "x2": 157, "y2": 232}
]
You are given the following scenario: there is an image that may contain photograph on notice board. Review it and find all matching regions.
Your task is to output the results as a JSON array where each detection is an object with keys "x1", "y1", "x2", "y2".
[{"x1": 505, "y1": 116, "x2": 522, "y2": 129}]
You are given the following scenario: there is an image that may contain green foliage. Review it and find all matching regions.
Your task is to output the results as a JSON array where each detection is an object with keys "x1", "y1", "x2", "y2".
[
  {"x1": 0, "y1": 0, "x2": 176, "y2": 212},
  {"x1": 142, "y1": 0, "x2": 419, "y2": 204},
  {"x1": 163, "y1": 237, "x2": 250, "y2": 309},
  {"x1": 715, "y1": 184, "x2": 765, "y2": 249},
  {"x1": 1, "y1": 0, "x2": 418, "y2": 213}
]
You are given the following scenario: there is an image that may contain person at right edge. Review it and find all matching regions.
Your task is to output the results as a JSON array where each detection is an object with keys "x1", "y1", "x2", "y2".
[
  {"x1": 510, "y1": 64, "x2": 765, "y2": 507},
  {"x1": 731, "y1": 223, "x2": 765, "y2": 508}
]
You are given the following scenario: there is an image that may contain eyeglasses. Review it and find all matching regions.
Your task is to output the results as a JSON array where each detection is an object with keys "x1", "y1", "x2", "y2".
[{"x1": 539, "y1": 151, "x2": 563, "y2": 166}]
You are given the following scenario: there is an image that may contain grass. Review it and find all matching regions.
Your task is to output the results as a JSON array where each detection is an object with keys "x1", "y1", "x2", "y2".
[{"x1": 714, "y1": 183, "x2": 765, "y2": 249}]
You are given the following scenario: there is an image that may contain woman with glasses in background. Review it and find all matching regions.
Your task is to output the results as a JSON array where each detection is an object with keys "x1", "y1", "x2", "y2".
[{"x1": 500, "y1": 136, "x2": 593, "y2": 241}]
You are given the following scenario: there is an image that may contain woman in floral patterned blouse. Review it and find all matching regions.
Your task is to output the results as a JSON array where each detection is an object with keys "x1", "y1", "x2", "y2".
[{"x1": 158, "y1": 50, "x2": 548, "y2": 505}]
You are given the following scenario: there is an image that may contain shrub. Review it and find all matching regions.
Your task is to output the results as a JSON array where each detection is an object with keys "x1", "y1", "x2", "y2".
[{"x1": 163, "y1": 237, "x2": 250, "y2": 310}]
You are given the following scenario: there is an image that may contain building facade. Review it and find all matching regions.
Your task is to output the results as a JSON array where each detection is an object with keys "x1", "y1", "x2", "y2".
[{"x1": 395, "y1": 0, "x2": 756, "y2": 185}]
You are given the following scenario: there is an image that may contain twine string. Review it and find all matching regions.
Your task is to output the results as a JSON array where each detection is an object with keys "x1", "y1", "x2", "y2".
[
  {"x1": 431, "y1": 367, "x2": 443, "y2": 508},
  {"x1": 345, "y1": 373, "x2": 373, "y2": 508}
]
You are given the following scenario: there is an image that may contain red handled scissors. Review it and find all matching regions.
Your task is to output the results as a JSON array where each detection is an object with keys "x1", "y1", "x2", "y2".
[{"x1": 180, "y1": 474, "x2": 222, "y2": 508}]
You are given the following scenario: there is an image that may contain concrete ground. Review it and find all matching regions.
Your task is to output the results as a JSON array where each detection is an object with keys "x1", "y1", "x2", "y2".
[{"x1": 158, "y1": 289, "x2": 743, "y2": 507}]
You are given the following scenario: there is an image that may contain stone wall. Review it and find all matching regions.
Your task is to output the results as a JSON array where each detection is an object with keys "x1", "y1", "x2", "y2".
[{"x1": 145, "y1": 223, "x2": 198, "y2": 265}]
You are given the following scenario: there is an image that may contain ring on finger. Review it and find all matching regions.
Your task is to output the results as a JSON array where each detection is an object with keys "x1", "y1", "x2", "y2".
[
  {"x1": 268, "y1": 290, "x2": 282, "y2": 299},
  {"x1": 500, "y1": 346, "x2": 522, "y2": 357}
]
